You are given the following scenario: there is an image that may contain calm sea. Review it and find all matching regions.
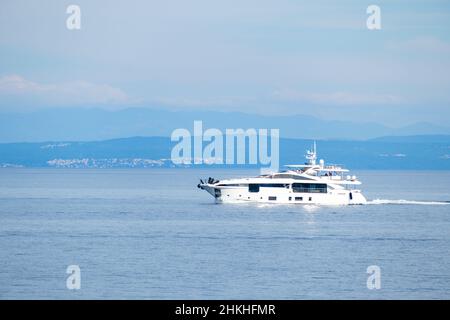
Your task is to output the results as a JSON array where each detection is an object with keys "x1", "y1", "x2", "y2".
[{"x1": 0, "y1": 168, "x2": 449, "y2": 299}]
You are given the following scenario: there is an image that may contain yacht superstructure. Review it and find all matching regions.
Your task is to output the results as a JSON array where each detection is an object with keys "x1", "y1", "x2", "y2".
[{"x1": 197, "y1": 143, "x2": 367, "y2": 205}]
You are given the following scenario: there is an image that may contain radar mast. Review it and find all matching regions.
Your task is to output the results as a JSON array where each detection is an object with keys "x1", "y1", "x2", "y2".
[{"x1": 306, "y1": 141, "x2": 317, "y2": 165}]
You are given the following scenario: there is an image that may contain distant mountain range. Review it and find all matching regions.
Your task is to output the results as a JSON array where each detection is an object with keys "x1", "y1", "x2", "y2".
[
  {"x1": 1, "y1": 135, "x2": 449, "y2": 169},
  {"x1": 1, "y1": 107, "x2": 450, "y2": 142}
]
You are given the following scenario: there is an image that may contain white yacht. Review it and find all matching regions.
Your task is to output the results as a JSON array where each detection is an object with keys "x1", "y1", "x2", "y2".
[{"x1": 197, "y1": 143, "x2": 367, "y2": 205}]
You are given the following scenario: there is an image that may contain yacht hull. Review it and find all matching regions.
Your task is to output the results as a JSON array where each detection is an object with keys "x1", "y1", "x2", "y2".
[{"x1": 200, "y1": 184, "x2": 367, "y2": 205}]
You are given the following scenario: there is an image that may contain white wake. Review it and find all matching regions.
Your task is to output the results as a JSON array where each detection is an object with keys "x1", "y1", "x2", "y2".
[{"x1": 367, "y1": 199, "x2": 450, "y2": 205}]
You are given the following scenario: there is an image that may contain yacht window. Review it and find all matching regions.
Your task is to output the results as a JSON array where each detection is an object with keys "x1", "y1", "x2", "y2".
[
  {"x1": 295, "y1": 197, "x2": 303, "y2": 201},
  {"x1": 248, "y1": 184, "x2": 260, "y2": 193},
  {"x1": 292, "y1": 183, "x2": 327, "y2": 193},
  {"x1": 268, "y1": 196, "x2": 277, "y2": 201}
]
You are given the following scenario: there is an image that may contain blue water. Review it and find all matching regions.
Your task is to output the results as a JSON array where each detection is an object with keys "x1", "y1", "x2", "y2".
[{"x1": 0, "y1": 169, "x2": 449, "y2": 299}]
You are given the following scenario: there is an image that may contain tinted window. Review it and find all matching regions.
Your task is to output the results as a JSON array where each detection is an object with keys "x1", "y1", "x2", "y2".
[{"x1": 292, "y1": 183, "x2": 327, "y2": 193}]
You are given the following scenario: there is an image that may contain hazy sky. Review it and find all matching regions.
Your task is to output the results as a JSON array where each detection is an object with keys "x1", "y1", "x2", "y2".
[{"x1": 1, "y1": 0, "x2": 450, "y2": 126}]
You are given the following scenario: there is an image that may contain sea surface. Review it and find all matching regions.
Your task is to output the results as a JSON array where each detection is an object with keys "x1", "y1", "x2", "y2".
[{"x1": 0, "y1": 169, "x2": 449, "y2": 299}]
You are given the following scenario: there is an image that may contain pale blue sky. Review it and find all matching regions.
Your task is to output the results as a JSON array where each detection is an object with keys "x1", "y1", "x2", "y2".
[{"x1": 1, "y1": 0, "x2": 450, "y2": 126}]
